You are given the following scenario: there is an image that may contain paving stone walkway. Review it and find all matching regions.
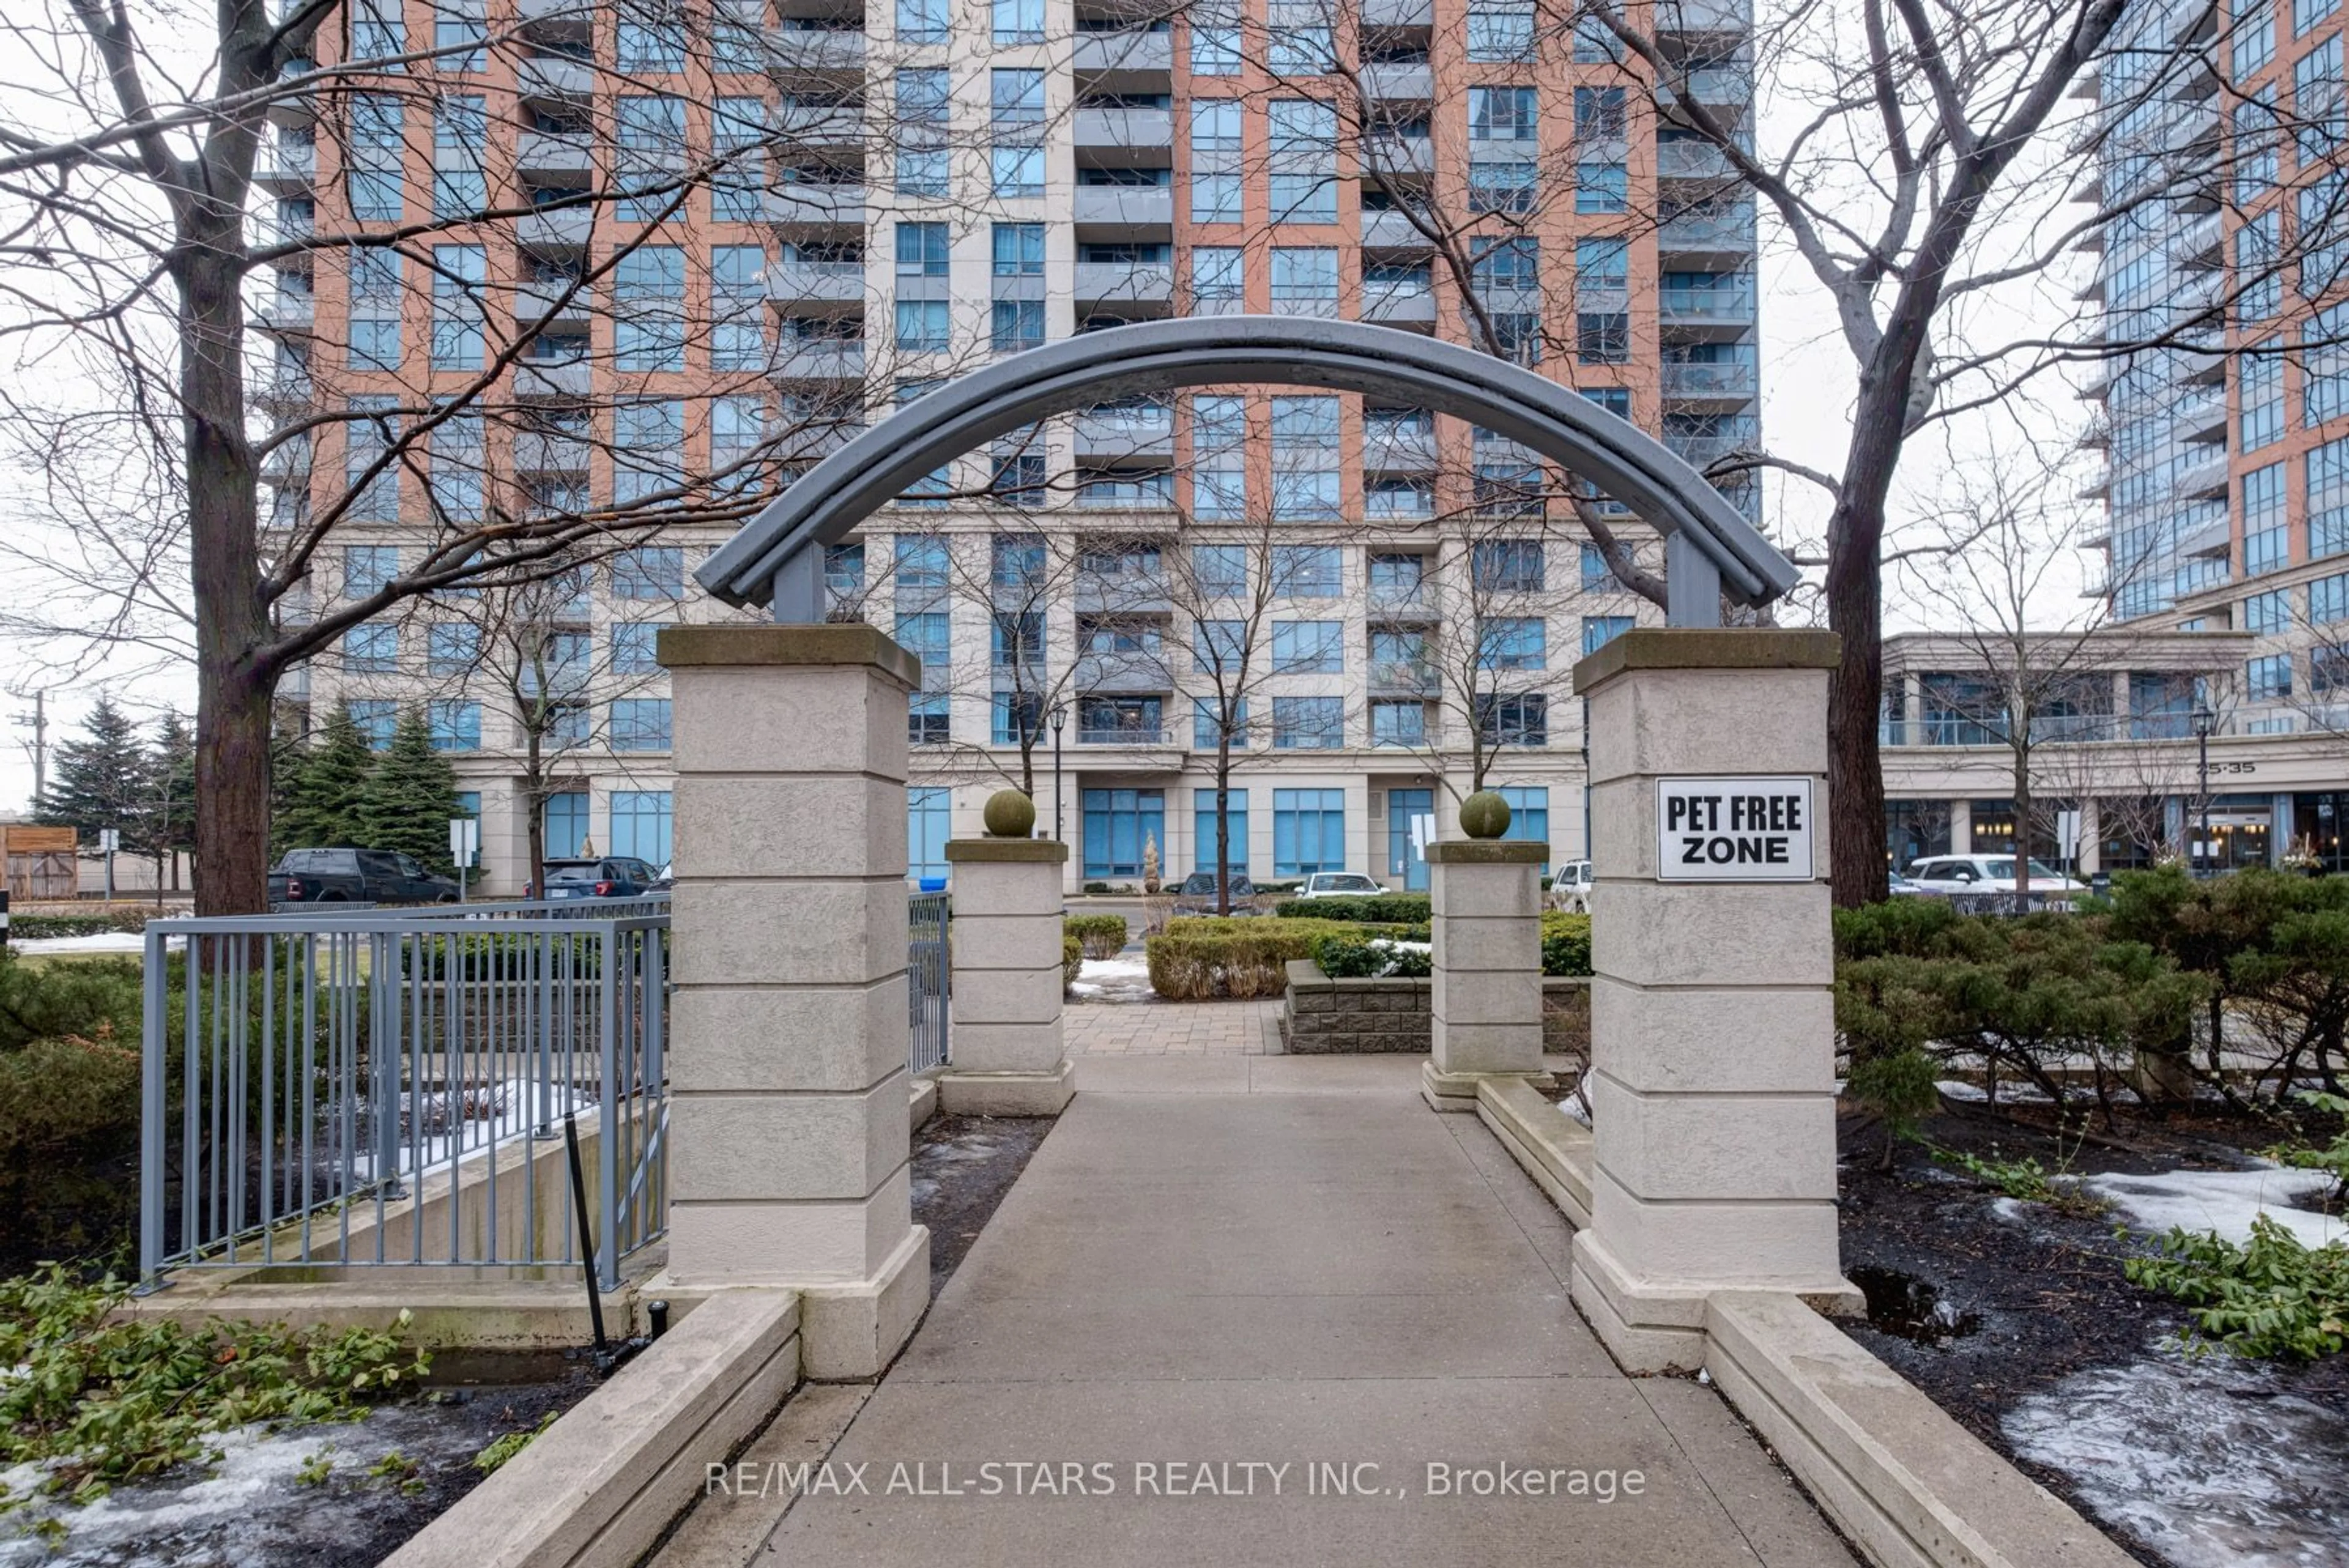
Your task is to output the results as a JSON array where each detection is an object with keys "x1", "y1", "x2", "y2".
[
  {"x1": 1061, "y1": 998, "x2": 1283, "y2": 1055},
  {"x1": 663, "y1": 1056, "x2": 1855, "y2": 1567}
]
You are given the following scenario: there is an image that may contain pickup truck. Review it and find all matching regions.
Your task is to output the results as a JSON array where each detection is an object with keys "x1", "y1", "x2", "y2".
[{"x1": 268, "y1": 847, "x2": 459, "y2": 906}]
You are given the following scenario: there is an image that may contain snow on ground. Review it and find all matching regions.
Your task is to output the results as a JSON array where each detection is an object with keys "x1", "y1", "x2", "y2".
[
  {"x1": 7, "y1": 933, "x2": 177, "y2": 955},
  {"x1": 1067, "y1": 955, "x2": 1154, "y2": 1004},
  {"x1": 2005, "y1": 1349, "x2": 2349, "y2": 1568},
  {"x1": 2086, "y1": 1164, "x2": 2342, "y2": 1249}
]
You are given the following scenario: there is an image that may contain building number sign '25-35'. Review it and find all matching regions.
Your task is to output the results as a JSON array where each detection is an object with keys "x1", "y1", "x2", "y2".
[{"x1": 1655, "y1": 777, "x2": 1817, "y2": 882}]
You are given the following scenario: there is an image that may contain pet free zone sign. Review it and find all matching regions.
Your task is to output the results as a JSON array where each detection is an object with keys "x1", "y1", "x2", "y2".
[{"x1": 1654, "y1": 777, "x2": 1817, "y2": 882}]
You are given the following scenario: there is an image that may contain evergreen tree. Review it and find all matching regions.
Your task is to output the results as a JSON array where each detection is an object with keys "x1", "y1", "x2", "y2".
[
  {"x1": 32, "y1": 696, "x2": 149, "y2": 848},
  {"x1": 355, "y1": 707, "x2": 461, "y2": 875},
  {"x1": 143, "y1": 711, "x2": 198, "y2": 888},
  {"x1": 275, "y1": 701, "x2": 374, "y2": 852}
]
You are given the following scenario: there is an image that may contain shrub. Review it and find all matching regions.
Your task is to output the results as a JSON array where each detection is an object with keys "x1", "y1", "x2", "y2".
[
  {"x1": 1083, "y1": 882, "x2": 1113, "y2": 895},
  {"x1": 0, "y1": 1035, "x2": 142, "y2": 1164},
  {"x1": 1540, "y1": 911, "x2": 1592, "y2": 977},
  {"x1": 1065, "y1": 914, "x2": 1129, "y2": 960},
  {"x1": 1271, "y1": 893, "x2": 1431, "y2": 925},
  {"x1": 1145, "y1": 917, "x2": 1364, "y2": 1000},
  {"x1": 0, "y1": 953, "x2": 146, "y2": 1053},
  {"x1": 1308, "y1": 931, "x2": 1431, "y2": 979},
  {"x1": 1062, "y1": 934, "x2": 1084, "y2": 992},
  {"x1": 2124, "y1": 1216, "x2": 2349, "y2": 1359},
  {"x1": 1845, "y1": 1048, "x2": 1941, "y2": 1169}
]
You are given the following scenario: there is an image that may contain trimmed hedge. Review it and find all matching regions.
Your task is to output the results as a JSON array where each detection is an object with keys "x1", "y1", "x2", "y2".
[
  {"x1": 1145, "y1": 917, "x2": 1370, "y2": 1000},
  {"x1": 1270, "y1": 893, "x2": 1431, "y2": 925},
  {"x1": 1062, "y1": 933, "x2": 1085, "y2": 992},
  {"x1": 1308, "y1": 931, "x2": 1432, "y2": 979},
  {"x1": 1541, "y1": 911, "x2": 1592, "y2": 977},
  {"x1": 1066, "y1": 914, "x2": 1129, "y2": 960},
  {"x1": 4, "y1": 906, "x2": 157, "y2": 941}
]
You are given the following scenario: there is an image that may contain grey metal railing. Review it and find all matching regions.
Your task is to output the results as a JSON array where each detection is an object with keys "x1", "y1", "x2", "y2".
[
  {"x1": 139, "y1": 897, "x2": 668, "y2": 1288},
  {"x1": 909, "y1": 891, "x2": 950, "y2": 1074}
]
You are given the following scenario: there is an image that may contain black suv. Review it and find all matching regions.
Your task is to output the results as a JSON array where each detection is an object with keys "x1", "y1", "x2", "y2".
[
  {"x1": 268, "y1": 848, "x2": 459, "y2": 905},
  {"x1": 1171, "y1": 870, "x2": 1257, "y2": 916},
  {"x1": 535, "y1": 857, "x2": 663, "y2": 900}
]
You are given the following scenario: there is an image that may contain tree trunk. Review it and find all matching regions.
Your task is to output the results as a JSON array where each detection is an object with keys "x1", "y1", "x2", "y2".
[
  {"x1": 1212, "y1": 740, "x2": 1234, "y2": 914},
  {"x1": 1825, "y1": 509, "x2": 1888, "y2": 909},
  {"x1": 180, "y1": 222, "x2": 272, "y2": 915}
]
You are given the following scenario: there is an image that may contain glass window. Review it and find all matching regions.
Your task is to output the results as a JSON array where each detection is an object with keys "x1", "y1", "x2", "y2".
[
  {"x1": 1267, "y1": 100, "x2": 1337, "y2": 223},
  {"x1": 1272, "y1": 788, "x2": 1345, "y2": 874},
  {"x1": 993, "y1": 0, "x2": 1043, "y2": 44},
  {"x1": 611, "y1": 621, "x2": 665, "y2": 673},
  {"x1": 1581, "y1": 615, "x2": 1633, "y2": 654},
  {"x1": 610, "y1": 698, "x2": 673, "y2": 752},
  {"x1": 2315, "y1": 570, "x2": 2349, "y2": 623},
  {"x1": 2310, "y1": 434, "x2": 2349, "y2": 557},
  {"x1": 992, "y1": 144, "x2": 1045, "y2": 198},
  {"x1": 617, "y1": 6, "x2": 686, "y2": 70},
  {"x1": 432, "y1": 96, "x2": 486, "y2": 217},
  {"x1": 349, "y1": 700, "x2": 398, "y2": 749},
  {"x1": 610, "y1": 790, "x2": 673, "y2": 867},
  {"x1": 613, "y1": 400, "x2": 684, "y2": 505},
  {"x1": 896, "y1": 221, "x2": 951, "y2": 275},
  {"x1": 1082, "y1": 787, "x2": 1165, "y2": 878},
  {"x1": 347, "y1": 94, "x2": 404, "y2": 222},
  {"x1": 909, "y1": 786, "x2": 951, "y2": 882},
  {"x1": 1497, "y1": 785, "x2": 1550, "y2": 869},
  {"x1": 894, "y1": 610, "x2": 951, "y2": 671},
  {"x1": 1476, "y1": 692, "x2": 1548, "y2": 745},
  {"x1": 1371, "y1": 700, "x2": 1425, "y2": 747},
  {"x1": 343, "y1": 624, "x2": 398, "y2": 673},
  {"x1": 614, "y1": 96, "x2": 688, "y2": 220},
  {"x1": 1576, "y1": 161, "x2": 1628, "y2": 213},
  {"x1": 2249, "y1": 654, "x2": 2294, "y2": 700},
  {"x1": 897, "y1": 298, "x2": 951, "y2": 351},
  {"x1": 1191, "y1": 245, "x2": 1245, "y2": 300},
  {"x1": 897, "y1": 533, "x2": 950, "y2": 591},
  {"x1": 1271, "y1": 543, "x2": 1341, "y2": 597},
  {"x1": 1193, "y1": 788, "x2": 1249, "y2": 876},
  {"x1": 1193, "y1": 544, "x2": 1247, "y2": 597},
  {"x1": 1474, "y1": 539, "x2": 1545, "y2": 591},
  {"x1": 2245, "y1": 462, "x2": 2290, "y2": 573},
  {"x1": 427, "y1": 699, "x2": 481, "y2": 752},
  {"x1": 1268, "y1": 26, "x2": 1332, "y2": 73},
  {"x1": 1272, "y1": 695, "x2": 1344, "y2": 748},
  {"x1": 710, "y1": 244, "x2": 767, "y2": 369},
  {"x1": 991, "y1": 690, "x2": 1043, "y2": 745},
  {"x1": 1571, "y1": 86, "x2": 1622, "y2": 141},
  {"x1": 614, "y1": 545, "x2": 684, "y2": 598},
  {"x1": 1271, "y1": 619, "x2": 1345, "y2": 673},
  {"x1": 910, "y1": 692, "x2": 950, "y2": 744},
  {"x1": 1479, "y1": 616, "x2": 1546, "y2": 670},
  {"x1": 1193, "y1": 694, "x2": 1248, "y2": 749},
  {"x1": 899, "y1": 0, "x2": 949, "y2": 45},
  {"x1": 992, "y1": 223, "x2": 1045, "y2": 275},
  {"x1": 1467, "y1": 0, "x2": 1535, "y2": 61},
  {"x1": 992, "y1": 298, "x2": 1045, "y2": 351},
  {"x1": 543, "y1": 791, "x2": 590, "y2": 859},
  {"x1": 614, "y1": 248, "x2": 686, "y2": 370},
  {"x1": 344, "y1": 544, "x2": 399, "y2": 598},
  {"x1": 1191, "y1": 24, "x2": 1241, "y2": 74}
]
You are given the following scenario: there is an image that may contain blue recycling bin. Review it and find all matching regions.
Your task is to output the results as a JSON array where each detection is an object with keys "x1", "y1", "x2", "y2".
[{"x1": 918, "y1": 875, "x2": 948, "y2": 893}]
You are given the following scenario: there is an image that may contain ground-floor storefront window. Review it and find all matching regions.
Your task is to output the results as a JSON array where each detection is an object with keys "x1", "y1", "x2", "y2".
[{"x1": 1084, "y1": 788, "x2": 1165, "y2": 879}]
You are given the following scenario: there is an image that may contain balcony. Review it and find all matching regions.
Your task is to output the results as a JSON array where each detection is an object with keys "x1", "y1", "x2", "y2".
[
  {"x1": 516, "y1": 130, "x2": 593, "y2": 184},
  {"x1": 771, "y1": 103, "x2": 865, "y2": 147},
  {"x1": 1652, "y1": 0, "x2": 1753, "y2": 33},
  {"x1": 1368, "y1": 659, "x2": 1439, "y2": 696},
  {"x1": 1658, "y1": 282, "x2": 1756, "y2": 333},
  {"x1": 1074, "y1": 261, "x2": 1174, "y2": 306},
  {"x1": 518, "y1": 0, "x2": 592, "y2": 25},
  {"x1": 1367, "y1": 579, "x2": 1434, "y2": 616},
  {"x1": 255, "y1": 142, "x2": 315, "y2": 193},
  {"x1": 1658, "y1": 205, "x2": 1757, "y2": 264},
  {"x1": 2175, "y1": 332, "x2": 2226, "y2": 386},
  {"x1": 1075, "y1": 105, "x2": 1174, "y2": 155},
  {"x1": 267, "y1": 58, "x2": 315, "y2": 127},
  {"x1": 765, "y1": 183, "x2": 868, "y2": 229},
  {"x1": 252, "y1": 293, "x2": 314, "y2": 334},
  {"x1": 1656, "y1": 139, "x2": 1737, "y2": 182},
  {"x1": 1364, "y1": 421, "x2": 1438, "y2": 470},
  {"x1": 1362, "y1": 62, "x2": 1433, "y2": 102},
  {"x1": 1363, "y1": 135, "x2": 1434, "y2": 178},
  {"x1": 514, "y1": 276, "x2": 595, "y2": 327},
  {"x1": 2178, "y1": 509, "x2": 2232, "y2": 559},
  {"x1": 764, "y1": 27, "x2": 866, "y2": 75},
  {"x1": 512, "y1": 432, "x2": 590, "y2": 473},
  {"x1": 516, "y1": 55, "x2": 593, "y2": 103},
  {"x1": 514, "y1": 359, "x2": 592, "y2": 398},
  {"x1": 259, "y1": 440, "x2": 311, "y2": 483},
  {"x1": 2174, "y1": 388, "x2": 2227, "y2": 445},
  {"x1": 2174, "y1": 448, "x2": 2230, "y2": 501},
  {"x1": 769, "y1": 262, "x2": 864, "y2": 304},
  {"x1": 1361, "y1": 208, "x2": 1434, "y2": 249},
  {"x1": 1666, "y1": 432, "x2": 1756, "y2": 471},
  {"x1": 1657, "y1": 68, "x2": 1754, "y2": 113},
  {"x1": 1072, "y1": 404, "x2": 1174, "y2": 460},
  {"x1": 1661, "y1": 360, "x2": 1758, "y2": 401},
  {"x1": 1074, "y1": 725, "x2": 1177, "y2": 749},
  {"x1": 519, "y1": 206, "x2": 593, "y2": 251},
  {"x1": 1073, "y1": 185, "x2": 1173, "y2": 232},
  {"x1": 251, "y1": 371, "x2": 313, "y2": 413},
  {"x1": 1073, "y1": 30, "x2": 1173, "y2": 81},
  {"x1": 771, "y1": 338, "x2": 867, "y2": 381},
  {"x1": 1072, "y1": 656, "x2": 1169, "y2": 695},
  {"x1": 1364, "y1": 0, "x2": 1435, "y2": 22},
  {"x1": 1362, "y1": 280, "x2": 1436, "y2": 328}
]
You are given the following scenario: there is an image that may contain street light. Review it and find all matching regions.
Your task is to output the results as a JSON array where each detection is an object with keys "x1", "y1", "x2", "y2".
[
  {"x1": 2191, "y1": 700, "x2": 2216, "y2": 875},
  {"x1": 1048, "y1": 701, "x2": 1068, "y2": 843}
]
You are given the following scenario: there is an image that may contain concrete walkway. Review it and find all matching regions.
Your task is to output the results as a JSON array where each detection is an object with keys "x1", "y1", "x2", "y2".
[
  {"x1": 1061, "y1": 998, "x2": 1285, "y2": 1056},
  {"x1": 662, "y1": 1056, "x2": 1854, "y2": 1567}
]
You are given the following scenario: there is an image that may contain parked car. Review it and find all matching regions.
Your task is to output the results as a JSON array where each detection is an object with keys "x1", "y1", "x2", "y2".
[
  {"x1": 1886, "y1": 870, "x2": 1928, "y2": 897},
  {"x1": 533, "y1": 857, "x2": 663, "y2": 900},
  {"x1": 1904, "y1": 854, "x2": 2089, "y2": 906},
  {"x1": 650, "y1": 861, "x2": 673, "y2": 892},
  {"x1": 268, "y1": 847, "x2": 458, "y2": 906},
  {"x1": 1547, "y1": 860, "x2": 1594, "y2": 914},
  {"x1": 1172, "y1": 870, "x2": 1257, "y2": 915},
  {"x1": 1296, "y1": 872, "x2": 1389, "y2": 899}
]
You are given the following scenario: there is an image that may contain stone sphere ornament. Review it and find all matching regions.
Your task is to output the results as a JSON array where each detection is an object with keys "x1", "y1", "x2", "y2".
[
  {"x1": 982, "y1": 788, "x2": 1037, "y2": 838},
  {"x1": 1458, "y1": 790, "x2": 1512, "y2": 840}
]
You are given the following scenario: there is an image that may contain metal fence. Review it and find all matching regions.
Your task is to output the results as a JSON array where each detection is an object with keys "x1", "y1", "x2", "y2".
[
  {"x1": 908, "y1": 891, "x2": 950, "y2": 1073},
  {"x1": 140, "y1": 897, "x2": 669, "y2": 1288}
]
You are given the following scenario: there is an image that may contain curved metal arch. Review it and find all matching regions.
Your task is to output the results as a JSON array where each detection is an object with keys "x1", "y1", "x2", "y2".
[{"x1": 697, "y1": 317, "x2": 1796, "y2": 626}]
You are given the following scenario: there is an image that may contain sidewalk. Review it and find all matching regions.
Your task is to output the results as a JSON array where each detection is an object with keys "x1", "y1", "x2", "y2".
[
  {"x1": 664, "y1": 1056, "x2": 1853, "y2": 1567},
  {"x1": 1061, "y1": 998, "x2": 1284, "y2": 1055}
]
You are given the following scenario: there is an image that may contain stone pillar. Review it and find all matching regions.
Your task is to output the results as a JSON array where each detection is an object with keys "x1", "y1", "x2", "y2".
[
  {"x1": 1946, "y1": 797, "x2": 1972, "y2": 855},
  {"x1": 937, "y1": 791, "x2": 1075, "y2": 1116},
  {"x1": 1422, "y1": 795, "x2": 1553, "y2": 1111},
  {"x1": 1568, "y1": 629, "x2": 1859, "y2": 1374},
  {"x1": 656, "y1": 624, "x2": 930, "y2": 1380}
]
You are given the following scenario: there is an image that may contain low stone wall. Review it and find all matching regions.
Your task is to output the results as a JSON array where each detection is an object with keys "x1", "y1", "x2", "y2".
[{"x1": 1282, "y1": 961, "x2": 1590, "y2": 1054}]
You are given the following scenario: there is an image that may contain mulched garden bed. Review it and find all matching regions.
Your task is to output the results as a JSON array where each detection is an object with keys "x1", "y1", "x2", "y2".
[
  {"x1": 1836, "y1": 1096, "x2": 2349, "y2": 1568},
  {"x1": 911, "y1": 1109, "x2": 1056, "y2": 1296}
]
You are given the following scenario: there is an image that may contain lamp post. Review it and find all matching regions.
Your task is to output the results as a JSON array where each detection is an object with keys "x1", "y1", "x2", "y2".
[
  {"x1": 1048, "y1": 701, "x2": 1067, "y2": 844},
  {"x1": 2192, "y1": 700, "x2": 2215, "y2": 875}
]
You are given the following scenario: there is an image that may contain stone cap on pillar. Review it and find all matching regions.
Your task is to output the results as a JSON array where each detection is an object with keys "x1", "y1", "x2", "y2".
[
  {"x1": 1572, "y1": 628, "x2": 1841, "y2": 696},
  {"x1": 656, "y1": 623, "x2": 921, "y2": 690},
  {"x1": 945, "y1": 839, "x2": 1069, "y2": 863},
  {"x1": 1425, "y1": 841, "x2": 1549, "y2": 864}
]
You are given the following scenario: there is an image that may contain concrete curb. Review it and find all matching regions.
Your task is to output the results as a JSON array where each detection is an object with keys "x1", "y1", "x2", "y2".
[
  {"x1": 1705, "y1": 1292, "x2": 2137, "y2": 1568},
  {"x1": 1469, "y1": 1087, "x2": 2133, "y2": 1568},
  {"x1": 384, "y1": 1289, "x2": 803, "y2": 1568}
]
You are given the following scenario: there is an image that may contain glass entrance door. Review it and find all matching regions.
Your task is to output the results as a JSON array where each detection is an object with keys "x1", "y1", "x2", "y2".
[{"x1": 1387, "y1": 788, "x2": 1434, "y2": 891}]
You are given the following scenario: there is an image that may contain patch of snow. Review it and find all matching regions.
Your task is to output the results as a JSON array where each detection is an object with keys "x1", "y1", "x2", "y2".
[
  {"x1": 7, "y1": 933, "x2": 179, "y2": 955},
  {"x1": 1935, "y1": 1079, "x2": 1987, "y2": 1102},
  {"x1": 1556, "y1": 1098, "x2": 1591, "y2": 1128},
  {"x1": 1987, "y1": 1196, "x2": 2031, "y2": 1226},
  {"x1": 2088, "y1": 1164, "x2": 2342, "y2": 1249},
  {"x1": 1071, "y1": 955, "x2": 1156, "y2": 1004},
  {"x1": 2005, "y1": 1350, "x2": 2349, "y2": 1568}
]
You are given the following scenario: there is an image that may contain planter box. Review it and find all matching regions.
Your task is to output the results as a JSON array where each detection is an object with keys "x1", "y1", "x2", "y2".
[{"x1": 1281, "y1": 961, "x2": 1590, "y2": 1054}]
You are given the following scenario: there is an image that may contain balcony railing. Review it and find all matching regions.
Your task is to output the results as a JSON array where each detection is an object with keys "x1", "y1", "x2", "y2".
[
  {"x1": 1661, "y1": 360, "x2": 1759, "y2": 398},
  {"x1": 1076, "y1": 727, "x2": 1175, "y2": 746}
]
